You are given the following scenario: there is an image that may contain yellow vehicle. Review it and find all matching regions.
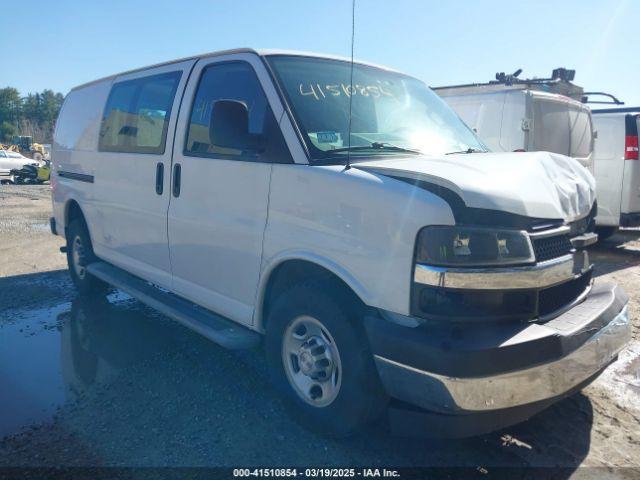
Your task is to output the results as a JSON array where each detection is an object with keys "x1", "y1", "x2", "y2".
[
  {"x1": 0, "y1": 143, "x2": 20, "y2": 153},
  {"x1": 11, "y1": 136, "x2": 46, "y2": 162}
]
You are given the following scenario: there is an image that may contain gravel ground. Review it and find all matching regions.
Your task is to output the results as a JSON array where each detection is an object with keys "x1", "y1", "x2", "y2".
[{"x1": 0, "y1": 184, "x2": 639, "y2": 478}]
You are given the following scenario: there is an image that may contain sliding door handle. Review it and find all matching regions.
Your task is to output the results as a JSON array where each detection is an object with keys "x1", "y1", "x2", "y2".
[
  {"x1": 155, "y1": 162, "x2": 164, "y2": 195},
  {"x1": 172, "y1": 163, "x2": 181, "y2": 197}
]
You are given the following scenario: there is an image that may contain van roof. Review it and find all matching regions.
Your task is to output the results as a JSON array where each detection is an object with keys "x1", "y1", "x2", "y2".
[{"x1": 69, "y1": 48, "x2": 404, "y2": 92}]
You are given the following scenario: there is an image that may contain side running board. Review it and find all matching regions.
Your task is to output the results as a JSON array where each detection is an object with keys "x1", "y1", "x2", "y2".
[{"x1": 87, "y1": 261, "x2": 261, "y2": 350}]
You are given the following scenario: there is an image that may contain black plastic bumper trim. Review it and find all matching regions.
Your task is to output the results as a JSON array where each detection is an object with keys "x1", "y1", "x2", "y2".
[{"x1": 364, "y1": 282, "x2": 628, "y2": 378}]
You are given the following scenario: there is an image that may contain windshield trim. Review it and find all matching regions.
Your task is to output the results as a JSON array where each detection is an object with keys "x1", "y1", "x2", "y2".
[{"x1": 263, "y1": 54, "x2": 431, "y2": 165}]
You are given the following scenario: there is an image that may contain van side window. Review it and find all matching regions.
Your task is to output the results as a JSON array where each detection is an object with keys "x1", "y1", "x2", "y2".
[
  {"x1": 99, "y1": 71, "x2": 182, "y2": 154},
  {"x1": 185, "y1": 62, "x2": 292, "y2": 163}
]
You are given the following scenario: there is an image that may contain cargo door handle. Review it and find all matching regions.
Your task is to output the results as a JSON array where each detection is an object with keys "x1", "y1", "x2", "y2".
[
  {"x1": 155, "y1": 162, "x2": 164, "y2": 195},
  {"x1": 172, "y1": 163, "x2": 181, "y2": 197}
]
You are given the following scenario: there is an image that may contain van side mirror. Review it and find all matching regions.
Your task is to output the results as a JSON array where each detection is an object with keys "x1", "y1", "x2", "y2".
[{"x1": 210, "y1": 100, "x2": 265, "y2": 152}]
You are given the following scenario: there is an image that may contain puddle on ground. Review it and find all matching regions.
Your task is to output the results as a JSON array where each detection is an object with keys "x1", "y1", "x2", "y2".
[
  {"x1": 0, "y1": 302, "x2": 71, "y2": 437},
  {"x1": 0, "y1": 291, "x2": 187, "y2": 439}
]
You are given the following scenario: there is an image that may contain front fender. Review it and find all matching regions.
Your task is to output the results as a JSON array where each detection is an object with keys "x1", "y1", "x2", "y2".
[
  {"x1": 254, "y1": 250, "x2": 372, "y2": 331},
  {"x1": 259, "y1": 164, "x2": 456, "y2": 324}
]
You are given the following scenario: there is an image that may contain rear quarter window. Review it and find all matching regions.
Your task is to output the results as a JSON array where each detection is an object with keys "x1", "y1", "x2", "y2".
[
  {"x1": 54, "y1": 81, "x2": 112, "y2": 151},
  {"x1": 99, "y1": 71, "x2": 182, "y2": 154}
]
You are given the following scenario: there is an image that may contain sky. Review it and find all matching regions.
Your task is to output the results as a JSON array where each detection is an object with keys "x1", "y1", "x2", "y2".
[{"x1": 2, "y1": 0, "x2": 638, "y2": 106}]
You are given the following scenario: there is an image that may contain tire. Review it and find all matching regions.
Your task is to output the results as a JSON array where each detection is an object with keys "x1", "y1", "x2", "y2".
[
  {"x1": 265, "y1": 281, "x2": 387, "y2": 437},
  {"x1": 596, "y1": 226, "x2": 618, "y2": 241},
  {"x1": 66, "y1": 219, "x2": 109, "y2": 295}
]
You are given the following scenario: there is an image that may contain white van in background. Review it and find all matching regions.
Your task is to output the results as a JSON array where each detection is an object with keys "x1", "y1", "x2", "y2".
[
  {"x1": 591, "y1": 107, "x2": 640, "y2": 237},
  {"x1": 434, "y1": 69, "x2": 595, "y2": 171}
]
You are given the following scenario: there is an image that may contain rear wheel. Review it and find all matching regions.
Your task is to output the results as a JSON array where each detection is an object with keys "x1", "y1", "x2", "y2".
[
  {"x1": 66, "y1": 219, "x2": 108, "y2": 295},
  {"x1": 265, "y1": 282, "x2": 387, "y2": 437}
]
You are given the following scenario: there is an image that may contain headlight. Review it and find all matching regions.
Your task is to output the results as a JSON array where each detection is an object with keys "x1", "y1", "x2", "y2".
[{"x1": 415, "y1": 226, "x2": 535, "y2": 267}]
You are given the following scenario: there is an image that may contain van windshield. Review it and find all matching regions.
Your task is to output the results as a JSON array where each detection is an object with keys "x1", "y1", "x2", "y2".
[
  {"x1": 531, "y1": 98, "x2": 593, "y2": 158},
  {"x1": 267, "y1": 55, "x2": 486, "y2": 162}
]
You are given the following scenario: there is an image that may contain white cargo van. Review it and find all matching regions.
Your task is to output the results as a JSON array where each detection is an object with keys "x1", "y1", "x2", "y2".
[
  {"x1": 591, "y1": 107, "x2": 640, "y2": 237},
  {"x1": 434, "y1": 74, "x2": 595, "y2": 171},
  {"x1": 50, "y1": 49, "x2": 629, "y2": 438}
]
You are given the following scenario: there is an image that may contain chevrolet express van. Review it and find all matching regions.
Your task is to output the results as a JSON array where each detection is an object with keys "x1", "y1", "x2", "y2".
[
  {"x1": 435, "y1": 83, "x2": 595, "y2": 172},
  {"x1": 591, "y1": 107, "x2": 640, "y2": 238},
  {"x1": 50, "y1": 49, "x2": 630, "y2": 437}
]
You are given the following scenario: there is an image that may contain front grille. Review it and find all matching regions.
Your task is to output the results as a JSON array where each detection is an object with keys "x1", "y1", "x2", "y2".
[
  {"x1": 538, "y1": 271, "x2": 592, "y2": 317},
  {"x1": 411, "y1": 269, "x2": 592, "y2": 322},
  {"x1": 532, "y1": 234, "x2": 572, "y2": 262}
]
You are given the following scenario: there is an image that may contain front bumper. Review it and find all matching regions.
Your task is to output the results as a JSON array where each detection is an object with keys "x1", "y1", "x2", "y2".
[{"x1": 366, "y1": 281, "x2": 630, "y2": 421}]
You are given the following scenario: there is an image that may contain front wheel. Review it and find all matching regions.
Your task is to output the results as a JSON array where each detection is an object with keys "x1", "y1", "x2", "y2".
[{"x1": 265, "y1": 282, "x2": 387, "y2": 437}]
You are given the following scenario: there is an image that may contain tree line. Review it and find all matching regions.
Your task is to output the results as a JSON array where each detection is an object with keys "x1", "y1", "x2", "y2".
[{"x1": 0, "y1": 87, "x2": 65, "y2": 144}]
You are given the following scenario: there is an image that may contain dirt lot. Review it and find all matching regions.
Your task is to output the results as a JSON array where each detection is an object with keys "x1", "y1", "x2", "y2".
[{"x1": 0, "y1": 184, "x2": 639, "y2": 477}]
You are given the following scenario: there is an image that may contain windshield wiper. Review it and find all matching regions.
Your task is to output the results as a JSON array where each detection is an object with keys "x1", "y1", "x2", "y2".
[
  {"x1": 445, "y1": 147, "x2": 485, "y2": 155},
  {"x1": 328, "y1": 142, "x2": 422, "y2": 155}
]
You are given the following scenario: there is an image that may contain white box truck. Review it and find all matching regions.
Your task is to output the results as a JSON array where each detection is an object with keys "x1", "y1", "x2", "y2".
[{"x1": 434, "y1": 69, "x2": 595, "y2": 172}]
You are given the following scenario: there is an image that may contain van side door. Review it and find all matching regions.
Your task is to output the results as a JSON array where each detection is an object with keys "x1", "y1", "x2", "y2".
[
  {"x1": 168, "y1": 53, "x2": 292, "y2": 326},
  {"x1": 91, "y1": 61, "x2": 195, "y2": 289}
]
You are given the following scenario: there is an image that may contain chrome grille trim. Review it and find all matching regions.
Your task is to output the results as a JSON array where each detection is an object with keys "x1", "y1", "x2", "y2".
[{"x1": 413, "y1": 251, "x2": 591, "y2": 290}]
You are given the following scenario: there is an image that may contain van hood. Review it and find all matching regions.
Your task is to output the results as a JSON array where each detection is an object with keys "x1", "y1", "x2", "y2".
[{"x1": 353, "y1": 151, "x2": 595, "y2": 222}]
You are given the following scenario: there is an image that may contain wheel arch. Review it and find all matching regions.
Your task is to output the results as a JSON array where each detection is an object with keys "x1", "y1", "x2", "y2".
[
  {"x1": 255, "y1": 253, "x2": 371, "y2": 332},
  {"x1": 64, "y1": 198, "x2": 85, "y2": 231},
  {"x1": 63, "y1": 199, "x2": 98, "y2": 250}
]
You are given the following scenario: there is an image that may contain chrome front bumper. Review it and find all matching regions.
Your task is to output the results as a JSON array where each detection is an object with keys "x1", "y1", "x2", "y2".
[
  {"x1": 374, "y1": 303, "x2": 630, "y2": 413},
  {"x1": 414, "y1": 250, "x2": 591, "y2": 290}
]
